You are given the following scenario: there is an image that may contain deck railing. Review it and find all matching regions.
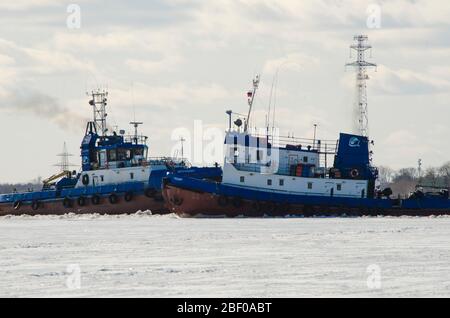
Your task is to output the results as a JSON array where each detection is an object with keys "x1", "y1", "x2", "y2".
[{"x1": 232, "y1": 131, "x2": 339, "y2": 154}]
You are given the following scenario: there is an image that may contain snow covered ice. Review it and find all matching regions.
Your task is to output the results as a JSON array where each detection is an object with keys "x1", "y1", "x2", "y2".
[{"x1": 1, "y1": 213, "x2": 450, "y2": 297}]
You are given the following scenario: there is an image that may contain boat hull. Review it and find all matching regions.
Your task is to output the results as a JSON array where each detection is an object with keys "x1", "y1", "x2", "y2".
[
  {"x1": 162, "y1": 184, "x2": 450, "y2": 217},
  {"x1": 0, "y1": 193, "x2": 167, "y2": 216}
]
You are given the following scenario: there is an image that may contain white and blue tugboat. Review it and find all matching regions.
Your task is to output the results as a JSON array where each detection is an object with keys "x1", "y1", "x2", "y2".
[
  {"x1": 162, "y1": 81, "x2": 450, "y2": 217},
  {"x1": 162, "y1": 37, "x2": 449, "y2": 217},
  {"x1": 0, "y1": 90, "x2": 221, "y2": 216}
]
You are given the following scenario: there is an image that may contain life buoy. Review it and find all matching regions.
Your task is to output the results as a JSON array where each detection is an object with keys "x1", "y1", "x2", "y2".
[
  {"x1": 217, "y1": 195, "x2": 229, "y2": 207},
  {"x1": 13, "y1": 200, "x2": 21, "y2": 210},
  {"x1": 124, "y1": 191, "x2": 133, "y2": 202},
  {"x1": 77, "y1": 196, "x2": 86, "y2": 206},
  {"x1": 350, "y1": 169, "x2": 359, "y2": 179},
  {"x1": 91, "y1": 195, "x2": 100, "y2": 205},
  {"x1": 63, "y1": 197, "x2": 72, "y2": 208},
  {"x1": 31, "y1": 200, "x2": 40, "y2": 211},
  {"x1": 109, "y1": 193, "x2": 118, "y2": 204},
  {"x1": 82, "y1": 174, "x2": 89, "y2": 186}
]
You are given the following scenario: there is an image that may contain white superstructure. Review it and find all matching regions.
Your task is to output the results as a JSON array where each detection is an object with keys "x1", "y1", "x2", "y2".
[
  {"x1": 75, "y1": 164, "x2": 166, "y2": 188},
  {"x1": 222, "y1": 131, "x2": 369, "y2": 199}
]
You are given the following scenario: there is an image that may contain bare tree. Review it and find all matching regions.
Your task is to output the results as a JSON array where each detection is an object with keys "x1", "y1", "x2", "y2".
[
  {"x1": 393, "y1": 167, "x2": 417, "y2": 183},
  {"x1": 439, "y1": 162, "x2": 450, "y2": 187},
  {"x1": 378, "y1": 165, "x2": 395, "y2": 186}
]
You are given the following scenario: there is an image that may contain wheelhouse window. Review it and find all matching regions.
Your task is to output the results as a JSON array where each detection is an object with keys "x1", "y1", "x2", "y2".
[
  {"x1": 133, "y1": 148, "x2": 144, "y2": 157},
  {"x1": 108, "y1": 149, "x2": 117, "y2": 161},
  {"x1": 98, "y1": 151, "x2": 107, "y2": 168},
  {"x1": 117, "y1": 148, "x2": 132, "y2": 161},
  {"x1": 132, "y1": 148, "x2": 145, "y2": 165}
]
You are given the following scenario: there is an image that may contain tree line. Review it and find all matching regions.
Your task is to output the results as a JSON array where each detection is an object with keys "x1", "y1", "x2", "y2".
[
  {"x1": 0, "y1": 177, "x2": 42, "y2": 194},
  {"x1": 378, "y1": 162, "x2": 450, "y2": 196}
]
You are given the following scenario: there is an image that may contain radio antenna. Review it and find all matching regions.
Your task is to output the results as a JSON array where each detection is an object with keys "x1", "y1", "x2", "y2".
[{"x1": 244, "y1": 75, "x2": 260, "y2": 132}]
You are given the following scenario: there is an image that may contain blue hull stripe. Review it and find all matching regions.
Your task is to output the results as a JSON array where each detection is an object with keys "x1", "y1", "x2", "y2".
[{"x1": 166, "y1": 175, "x2": 450, "y2": 210}]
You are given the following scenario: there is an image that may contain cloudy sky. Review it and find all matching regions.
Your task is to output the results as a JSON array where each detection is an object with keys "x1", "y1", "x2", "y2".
[{"x1": 0, "y1": 0, "x2": 449, "y2": 183}]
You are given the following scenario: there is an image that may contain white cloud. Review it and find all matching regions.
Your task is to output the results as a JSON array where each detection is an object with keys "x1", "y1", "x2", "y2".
[
  {"x1": 0, "y1": 0, "x2": 61, "y2": 10},
  {"x1": 0, "y1": 51, "x2": 18, "y2": 97},
  {"x1": 52, "y1": 29, "x2": 184, "y2": 54},
  {"x1": 111, "y1": 82, "x2": 230, "y2": 113},
  {"x1": 0, "y1": 53, "x2": 15, "y2": 65},
  {"x1": 372, "y1": 64, "x2": 450, "y2": 95},
  {"x1": 125, "y1": 55, "x2": 184, "y2": 73},
  {"x1": 263, "y1": 53, "x2": 320, "y2": 75},
  {"x1": 377, "y1": 126, "x2": 450, "y2": 169},
  {"x1": 23, "y1": 47, "x2": 97, "y2": 74},
  {"x1": 380, "y1": 0, "x2": 450, "y2": 27}
]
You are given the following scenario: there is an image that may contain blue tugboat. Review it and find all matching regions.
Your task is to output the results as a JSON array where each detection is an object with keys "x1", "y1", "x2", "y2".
[
  {"x1": 0, "y1": 90, "x2": 220, "y2": 216},
  {"x1": 162, "y1": 36, "x2": 450, "y2": 217}
]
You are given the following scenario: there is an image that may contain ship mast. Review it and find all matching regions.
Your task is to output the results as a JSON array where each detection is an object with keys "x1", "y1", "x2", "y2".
[
  {"x1": 346, "y1": 35, "x2": 377, "y2": 137},
  {"x1": 88, "y1": 89, "x2": 109, "y2": 136},
  {"x1": 130, "y1": 121, "x2": 143, "y2": 144},
  {"x1": 244, "y1": 75, "x2": 260, "y2": 132},
  {"x1": 179, "y1": 136, "x2": 186, "y2": 159}
]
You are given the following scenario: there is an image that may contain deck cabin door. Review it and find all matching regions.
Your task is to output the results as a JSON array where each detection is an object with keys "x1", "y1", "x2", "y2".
[{"x1": 99, "y1": 150, "x2": 107, "y2": 168}]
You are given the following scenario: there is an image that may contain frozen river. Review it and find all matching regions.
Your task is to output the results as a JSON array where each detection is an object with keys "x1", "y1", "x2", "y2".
[{"x1": 1, "y1": 213, "x2": 450, "y2": 297}]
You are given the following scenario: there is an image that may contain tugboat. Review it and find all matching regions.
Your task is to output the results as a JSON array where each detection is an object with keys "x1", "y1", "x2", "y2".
[
  {"x1": 0, "y1": 90, "x2": 221, "y2": 216},
  {"x1": 162, "y1": 36, "x2": 450, "y2": 217}
]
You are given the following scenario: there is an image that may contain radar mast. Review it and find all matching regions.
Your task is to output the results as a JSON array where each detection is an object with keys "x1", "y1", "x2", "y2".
[
  {"x1": 88, "y1": 89, "x2": 109, "y2": 136},
  {"x1": 130, "y1": 121, "x2": 143, "y2": 144}
]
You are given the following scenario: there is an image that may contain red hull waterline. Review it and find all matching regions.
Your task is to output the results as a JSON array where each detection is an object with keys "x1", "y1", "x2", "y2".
[
  {"x1": 0, "y1": 194, "x2": 168, "y2": 216},
  {"x1": 162, "y1": 185, "x2": 450, "y2": 217}
]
